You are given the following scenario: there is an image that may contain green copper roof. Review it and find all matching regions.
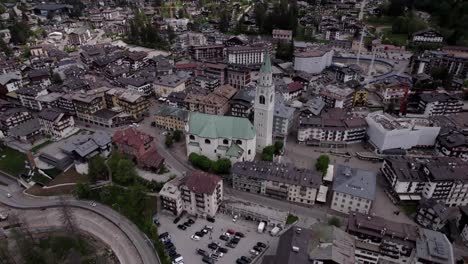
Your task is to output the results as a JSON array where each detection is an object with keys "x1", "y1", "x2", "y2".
[
  {"x1": 226, "y1": 143, "x2": 244, "y2": 157},
  {"x1": 188, "y1": 112, "x2": 256, "y2": 140},
  {"x1": 260, "y1": 51, "x2": 271, "y2": 73}
]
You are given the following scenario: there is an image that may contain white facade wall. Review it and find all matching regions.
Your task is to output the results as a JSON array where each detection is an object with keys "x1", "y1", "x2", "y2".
[
  {"x1": 331, "y1": 191, "x2": 372, "y2": 215},
  {"x1": 228, "y1": 51, "x2": 264, "y2": 65},
  {"x1": 294, "y1": 50, "x2": 334, "y2": 74},
  {"x1": 186, "y1": 134, "x2": 256, "y2": 163},
  {"x1": 155, "y1": 82, "x2": 185, "y2": 97}
]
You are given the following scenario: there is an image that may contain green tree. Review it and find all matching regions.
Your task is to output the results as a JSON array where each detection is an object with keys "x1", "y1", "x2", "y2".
[
  {"x1": 315, "y1": 155, "x2": 330, "y2": 175},
  {"x1": 165, "y1": 134, "x2": 173, "y2": 147},
  {"x1": 188, "y1": 152, "x2": 212, "y2": 171},
  {"x1": 219, "y1": 10, "x2": 230, "y2": 33},
  {"x1": 172, "y1": 130, "x2": 182, "y2": 142},
  {"x1": 114, "y1": 159, "x2": 138, "y2": 185},
  {"x1": 74, "y1": 183, "x2": 90, "y2": 199},
  {"x1": 211, "y1": 158, "x2": 232, "y2": 174},
  {"x1": 276, "y1": 41, "x2": 294, "y2": 61},
  {"x1": 274, "y1": 141, "x2": 284, "y2": 155},
  {"x1": 328, "y1": 216, "x2": 341, "y2": 227},
  {"x1": 261, "y1": 145, "x2": 275, "y2": 161},
  {"x1": 88, "y1": 155, "x2": 107, "y2": 183},
  {"x1": 0, "y1": 38, "x2": 11, "y2": 56},
  {"x1": 9, "y1": 20, "x2": 31, "y2": 45}
]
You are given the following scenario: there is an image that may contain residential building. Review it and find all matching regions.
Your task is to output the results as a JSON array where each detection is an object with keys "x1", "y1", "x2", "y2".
[
  {"x1": 273, "y1": 94, "x2": 295, "y2": 139},
  {"x1": 154, "y1": 73, "x2": 187, "y2": 97},
  {"x1": 17, "y1": 86, "x2": 49, "y2": 111},
  {"x1": 231, "y1": 161, "x2": 322, "y2": 205},
  {"x1": 412, "y1": 50, "x2": 468, "y2": 79},
  {"x1": 272, "y1": 29, "x2": 293, "y2": 42},
  {"x1": 227, "y1": 46, "x2": 266, "y2": 66},
  {"x1": 254, "y1": 53, "x2": 275, "y2": 152},
  {"x1": 72, "y1": 88, "x2": 107, "y2": 121},
  {"x1": 8, "y1": 118, "x2": 42, "y2": 143},
  {"x1": 27, "y1": 69, "x2": 51, "y2": 88},
  {"x1": 167, "y1": 91, "x2": 187, "y2": 108},
  {"x1": 330, "y1": 165, "x2": 377, "y2": 215},
  {"x1": 298, "y1": 108, "x2": 367, "y2": 146},
  {"x1": 159, "y1": 171, "x2": 223, "y2": 217},
  {"x1": 185, "y1": 84, "x2": 237, "y2": 115},
  {"x1": 373, "y1": 74, "x2": 411, "y2": 105},
  {"x1": 412, "y1": 29, "x2": 444, "y2": 44},
  {"x1": 227, "y1": 66, "x2": 251, "y2": 89},
  {"x1": 154, "y1": 105, "x2": 188, "y2": 131},
  {"x1": 112, "y1": 128, "x2": 164, "y2": 171},
  {"x1": 0, "y1": 108, "x2": 33, "y2": 136},
  {"x1": 294, "y1": 48, "x2": 334, "y2": 74},
  {"x1": 38, "y1": 108, "x2": 75, "y2": 139},
  {"x1": 68, "y1": 28, "x2": 92, "y2": 46},
  {"x1": 415, "y1": 198, "x2": 459, "y2": 231},
  {"x1": 186, "y1": 112, "x2": 256, "y2": 163},
  {"x1": 382, "y1": 156, "x2": 468, "y2": 206},
  {"x1": 105, "y1": 88, "x2": 149, "y2": 121},
  {"x1": 0, "y1": 71, "x2": 22, "y2": 94},
  {"x1": 191, "y1": 45, "x2": 225, "y2": 61},
  {"x1": 348, "y1": 212, "x2": 454, "y2": 264},
  {"x1": 366, "y1": 111, "x2": 440, "y2": 151},
  {"x1": 229, "y1": 87, "x2": 255, "y2": 118},
  {"x1": 263, "y1": 224, "x2": 355, "y2": 264},
  {"x1": 459, "y1": 206, "x2": 468, "y2": 245},
  {"x1": 435, "y1": 130, "x2": 468, "y2": 160},
  {"x1": 119, "y1": 77, "x2": 154, "y2": 97},
  {"x1": 418, "y1": 93, "x2": 463, "y2": 116},
  {"x1": 319, "y1": 84, "x2": 355, "y2": 108},
  {"x1": 193, "y1": 75, "x2": 220, "y2": 90}
]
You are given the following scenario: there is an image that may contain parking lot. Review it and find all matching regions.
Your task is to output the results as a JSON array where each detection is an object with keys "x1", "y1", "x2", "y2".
[{"x1": 158, "y1": 213, "x2": 280, "y2": 263}]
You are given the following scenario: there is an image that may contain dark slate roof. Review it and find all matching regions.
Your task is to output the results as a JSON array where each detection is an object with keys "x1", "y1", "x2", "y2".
[
  {"x1": 38, "y1": 108, "x2": 64, "y2": 122},
  {"x1": 9, "y1": 118, "x2": 40, "y2": 137}
]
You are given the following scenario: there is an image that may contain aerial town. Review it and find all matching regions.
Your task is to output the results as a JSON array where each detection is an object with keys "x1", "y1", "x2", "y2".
[{"x1": 0, "y1": 0, "x2": 467, "y2": 263}]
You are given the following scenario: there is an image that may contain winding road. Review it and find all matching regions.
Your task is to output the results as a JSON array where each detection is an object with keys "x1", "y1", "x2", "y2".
[{"x1": 0, "y1": 173, "x2": 160, "y2": 264}]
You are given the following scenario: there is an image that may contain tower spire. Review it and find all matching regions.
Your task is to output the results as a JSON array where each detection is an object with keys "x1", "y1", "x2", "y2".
[{"x1": 260, "y1": 51, "x2": 271, "y2": 73}]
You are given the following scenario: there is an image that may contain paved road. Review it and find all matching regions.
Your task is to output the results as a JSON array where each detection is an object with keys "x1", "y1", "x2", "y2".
[{"x1": 0, "y1": 174, "x2": 160, "y2": 264}]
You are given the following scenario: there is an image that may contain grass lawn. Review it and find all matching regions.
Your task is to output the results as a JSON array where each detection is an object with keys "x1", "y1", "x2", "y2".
[
  {"x1": 31, "y1": 140, "x2": 52, "y2": 153},
  {"x1": 0, "y1": 146, "x2": 27, "y2": 177},
  {"x1": 48, "y1": 168, "x2": 88, "y2": 185},
  {"x1": 286, "y1": 214, "x2": 299, "y2": 225},
  {"x1": 381, "y1": 28, "x2": 408, "y2": 46},
  {"x1": 26, "y1": 184, "x2": 77, "y2": 196},
  {"x1": 365, "y1": 16, "x2": 397, "y2": 27}
]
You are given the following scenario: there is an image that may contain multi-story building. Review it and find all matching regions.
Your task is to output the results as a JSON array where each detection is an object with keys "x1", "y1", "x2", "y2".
[
  {"x1": 186, "y1": 112, "x2": 256, "y2": 163},
  {"x1": 373, "y1": 74, "x2": 411, "y2": 105},
  {"x1": 415, "y1": 198, "x2": 459, "y2": 231},
  {"x1": 319, "y1": 84, "x2": 355, "y2": 108},
  {"x1": 298, "y1": 108, "x2": 367, "y2": 146},
  {"x1": 227, "y1": 66, "x2": 251, "y2": 89},
  {"x1": 191, "y1": 44, "x2": 225, "y2": 61},
  {"x1": 273, "y1": 94, "x2": 295, "y2": 139},
  {"x1": 348, "y1": 212, "x2": 454, "y2": 264},
  {"x1": 294, "y1": 48, "x2": 334, "y2": 74},
  {"x1": 0, "y1": 71, "x2": 22, "y2": 94},
  {"x1": 330, "y1": 165, "x2": 376, "y2": 215},
  {"x1": 411, "y1": 50, "x2": 468, "y2": 79},
  {"x1": 231, "y1": 161, "x2": 322, "y2": 205},
  {"x1": 72, "y1": 88, "x2": 107, "y2": 121},
  {"x1": 229, "y1": 88, "x2": 254, "y2": 118},
  {"x1": 435, "y1": 130, "x2": 468, "y2": 160},
  {"x1": 185, "y1": 84, "x2": 237, "y2": 115},
  {"x1": 159, "y1": 171, "x2": 223, "y2": 217},
  {"x1": 193, "y1": 75, "x2": 220, "y2": 90},
  {"x1": 0, "y1": 108, "x2": 33, "y2": 136},
  {"x1": 38, "y1": 108, "x2": 76, "y2": 139},
  {"x1": 154, "y1": 105, "x2": 188, "y2": 131},
  {"x1": 119, "y1": 77, "x2": 154, "y2": 97},
  {"x1": 112, "y1": 128, "x2": 164, "y2": 171},
  {"x1": 17, "y1": 86, "x2": 49, "y2": 111},
  {"x1": 412, "y1": 29, "x2": 444, "y2": 44},
  {"x1": 68, "y1": 28, "x2": 92, "y2": 46},
  {"x1": 200, "y1": 63, "x2": 227, "y2": 85},
  {"x1": 227, "y1": 46, "x2": 266, "y2": 66},
  {"x1": 366, "y1": 111, "x2": 441, "y2": 151},
  {"x1": 382, "y1": 156, "x2": 468, "y2": 206},
  {"x1": 459, "y1": 206, "x2": 468, "y2": 246},
  {"x1": 154, "y1": 73, "x2": 187, "y2": 97},
  {"x1": 272, "y1": 29, "x2": 293, "y2": 42},
  {"x1": 105, "y1": 88, "x2": 149, "y2": 121},
  {"x1": 418, "y1": 92, "x2": 463, "y2": 116}
]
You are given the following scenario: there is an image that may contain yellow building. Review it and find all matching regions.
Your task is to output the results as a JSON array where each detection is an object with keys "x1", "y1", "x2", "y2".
[
  {"x1": 353, "y1": 89, "x2": 368, "y2": 107},
  {"x1": 154, "y1": 106, "x2": 188, "y2": 131}
]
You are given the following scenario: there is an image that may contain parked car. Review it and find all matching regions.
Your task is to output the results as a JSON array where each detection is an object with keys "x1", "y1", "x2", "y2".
[
  {"x1": 218, "y1": 247, "x2": 228, "y2": 253},
  {"x1": 235, "y1": 232, "x2": 245, "y2": 238},
  {"x1": 201, "y1": 228, "x2": 209, "y2": 234},
  {"x1": 240, "y1": 256, "x2": 252, "y2": 263},
  {"x1": 253, "y1": 246, "x2": 263, "y2": 252},
  {"x1": 177, "y1": 224, "x2": 187, "y2": 230},
  {"x1": 195, "y1": 231, "x2": 205, "y2": 237},
  {"x1": 207, "y1": 216, "x2": 215, "y2": 223},
  {"x1": 236, "y1": 258, "x2": 247, "y2": 264},
  {"x1": 159, "y1": 232, "x2": 169, "y2": 239},
  {"x1": 191, "y1": 235, "x2": 201, "y2": 241},
  {"x1": 173, "y1": 217, "x2": 181, "y2": 224},
  {"x1": 202, "y1": 256, "x2": 214, "y2": 264},
  {"x1": 231, "y1": 237, "x2": 240, "y2": 244},
  {"x1": 257, "y1": 242, "x2": 267, "y2": 248},
  {"x1": 226, "y1": 242, "x2": 236, "y2": 248},
  {"x1": 227, "y1": 229, "x2": 236, "y2": 234},
  {"x1": 204, "y1": 225, "x2": 213, "y2": 230},
  {"x1": 197, "y1": 248, "x2": 208, "y2": 256},
  {"x1": 250, "y1": 249, "x2": 259, "y2": 256},
  {"x1": 219, "y1": 235, "x2": 229, "y2": 241},
  {"x1": 188, "y1": 218, "x2": 195, "y2": 224},
  {"x1": 208, "y1": 242, "x2": 218, "y2": 250}
]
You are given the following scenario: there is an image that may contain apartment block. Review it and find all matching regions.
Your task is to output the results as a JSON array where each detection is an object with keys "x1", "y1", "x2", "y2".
[{"x1": 154, "y1": 105, "x2": 188, "y2": 131}]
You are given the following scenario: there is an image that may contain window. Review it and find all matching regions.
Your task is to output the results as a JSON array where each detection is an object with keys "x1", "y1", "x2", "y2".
[
  {"x1": 236, "y1": 140, "x2": 242, "y2": 145},
  {"x1": 223, "y1": 139, "x2": 229, "y2": 145},
  {"x1": 189, "y1": 135, "x2": 195, "y2": 140},
  {"x1": 248, "y1": 150, "x2": 251, "y2": 155},
  {"x1": 205, "y1": 139, "x2": 211, "y2": 144},
  {"x1": 270, "y1": 94, "x2": 273, "y2": 102},
  {"x1": 259, "y1": 95, "x2": 265, "y2": 104}
]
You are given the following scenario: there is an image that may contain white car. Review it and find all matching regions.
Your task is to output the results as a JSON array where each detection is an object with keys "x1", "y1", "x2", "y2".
[
  {"x1": 190, "y1": 235, "x2": 201, "y2": 241},
  {"x1": 232, "y1": 215, "x2": 238, "y2": 222},
  {"x1": 223, "y1": 232, "x2": 231, "y2": 237},
  {"x1": 205, "y1": 225, "x2": 213, "y2": 230},
  {"x1": 6, "y1": 193, "x2": 12, "y2": 198},
  {"x1": 250, "y1": 249, "x2": 259, "y2": 256},
  {"x1": 91, "y1": 202, "x2": 97, "y2": 207}
]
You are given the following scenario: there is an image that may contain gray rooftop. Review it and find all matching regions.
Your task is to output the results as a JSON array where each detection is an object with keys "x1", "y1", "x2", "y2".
[
  {"x1": 332, "y1": 164, "x2": 377, "y2": 200},
  {"x1": 154, "y1": 105, "x2": 188, "y2": 120},
  {"x1": 416, "y1": 228, "x2": 454, "y2": 264},
  {"x1": 274, "y1": 93, "x2": 295, "y2": 119},
  {"x1": 9, "y1": 118, "x2": 40, "y2": 137},
  {"x1": 60, "y1": 130, "x2": 111, "y2": 158}
]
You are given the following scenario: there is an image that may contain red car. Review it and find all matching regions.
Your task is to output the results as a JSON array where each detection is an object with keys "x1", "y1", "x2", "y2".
[{"x1": 227, "y1": 229, "x2": 236, "y2": 234}]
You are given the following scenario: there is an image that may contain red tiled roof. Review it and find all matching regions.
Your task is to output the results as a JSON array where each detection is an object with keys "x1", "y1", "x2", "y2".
[
  {"x1": 112, "y1": 127, "x2": 153, "y2": 148},
  {"x1": 183, "y1": 170, "x2": 221, "y2": 194},
  {"x1": 175, "y1": 63, "x2": 199, "y2": 69},
  {"x1": 288, "y1": 81, "x2": 303, "y2": 93}
]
